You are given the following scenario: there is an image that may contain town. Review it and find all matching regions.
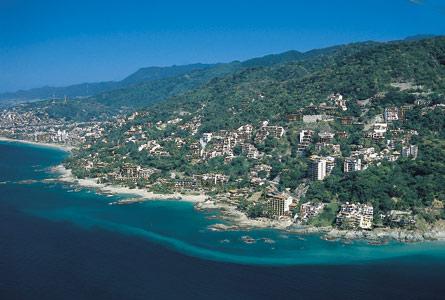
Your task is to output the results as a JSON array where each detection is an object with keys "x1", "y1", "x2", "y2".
[{"x1": 1, "y1": 88, "x2": 443, "y2": 233}]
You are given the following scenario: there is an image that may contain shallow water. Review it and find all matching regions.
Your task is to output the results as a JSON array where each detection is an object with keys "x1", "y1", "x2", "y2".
[{"x1": 1, "y1": 140, "x2": 445, "y2": 299}]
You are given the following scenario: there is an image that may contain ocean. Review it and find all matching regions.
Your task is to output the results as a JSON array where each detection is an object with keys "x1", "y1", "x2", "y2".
[{"x1": 1, "y1": 140, "x2": 444, "y2": 299}]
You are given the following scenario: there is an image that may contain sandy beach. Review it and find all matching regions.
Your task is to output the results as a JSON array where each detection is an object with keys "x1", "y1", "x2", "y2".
[
  {"x1": 53, "y1": 164, "x2": 207, "y2": 203},
  {"x1": 0, "y1": 136, "x2": 73, "y2": 152}
]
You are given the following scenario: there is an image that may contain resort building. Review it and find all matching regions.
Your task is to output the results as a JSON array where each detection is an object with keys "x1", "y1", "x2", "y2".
[
  {"x1": 266, "y1": 193, "x2": 294, "y2": 216},
  {"x1": 336, "y1": 202, "x2": 374, "y2": 230}
]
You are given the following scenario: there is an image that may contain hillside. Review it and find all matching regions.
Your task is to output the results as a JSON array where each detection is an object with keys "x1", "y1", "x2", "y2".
[
  {"x1": 11, "y1": 49, "x2": 322, "y2": 121},
  {"x1": 140, "y1": 37, "x2": 445, "y2": 132},
  {"x1": 61, "y1": 36, "x2": 445, "y2": 231}
]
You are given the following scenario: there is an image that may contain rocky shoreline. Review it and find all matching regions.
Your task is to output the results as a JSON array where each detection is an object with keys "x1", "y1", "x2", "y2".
[
  {"x1": 196, "y1": 199, "x2": 445, "y2": 244},
  {"x1": 4, "y1": 136, "x2": 445, "y2": 245}
]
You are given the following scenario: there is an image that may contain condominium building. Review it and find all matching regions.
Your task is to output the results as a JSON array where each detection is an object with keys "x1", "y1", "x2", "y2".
[
  {"x1": 266, "y1": 193, "x2": 294, "y2": 216},
  {"x1": 402, "y1": 145, "x2": 418, "y2": 160},
  {"x1": 384, "y1": 107, "x2": 399, "y2": 122},
  {"x1": 344, "y1": 157, "x2": 362, "y2": 173},
  {"x1": 310, "y1": 156, "x2": 327, "y2": 181}
]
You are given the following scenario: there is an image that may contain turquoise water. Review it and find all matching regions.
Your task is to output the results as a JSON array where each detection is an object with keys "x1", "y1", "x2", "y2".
[{"x1": 1, "y1": 140, "x2": 445, "y2": 266}]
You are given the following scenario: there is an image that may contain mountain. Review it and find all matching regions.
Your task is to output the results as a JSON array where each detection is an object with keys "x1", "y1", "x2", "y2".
[
  {"x1": 404, "y1": 34, "x2": 438, "y2": 41},
  {"x1": 13, "y1": 49, "x2": 321, "y2": 121},
  {"x1": 4, "y1": 36, "x2": 445, "y2": 227},
  {"x1": 0, "y1": 81, "x2": 116, "y2": 102},
  {"x1": 138, "y1": 36, "x2": 445, "y2": 132},
  {"x1": 0, "y1": 49, "x2": 310, "y2": 104},
  {"x1": 63, "y1": 36, "x2": 445, "y2": 228},
  {"x1": 120, "y1": 63, "x2": 214, "y2": 85},
  {"x1": 0, "y1": 63, "x2": 216, "y2": 102},
  {"x1": 8, "y1": 36, "x2": 445, "y2": 124}
]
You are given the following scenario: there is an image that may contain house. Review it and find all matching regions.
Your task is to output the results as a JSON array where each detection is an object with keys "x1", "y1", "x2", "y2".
[
  {"x1": 340, "y1": 116, "x2": 354, "y2": 125},
  {"x1": 119, "y1": 164, "x2": 158, "y2": 180},
  {"x1": 318, "y1": 132, "x2": 335, "y2": 143},
  {"x1": 202, "y1": 133, "x2": 213, "y2": 143},
  {"x1": 298, "y1": 202, "x2": 326, "y2": 222},
  {"x1": 286, "y1": 112, "x2": 303, "y2": 122},
  {"x1": 255, "y1": 123, "x2": 285, "y2": 143},
  {"x1": 371, "y1": 123, "x2": 388, "y2": 140},
  {"x1": 242, "y1": 143, "x2": 261, "y2": 159},
  {"x1": 193, "y1": 173, "x2": 229, "y2": 186},
  {"x1": 336, "y1": 131, "x2": 348, "y2": 138},
  {"x1": 237, "y1": 124, "x2": 254, "y2": 141},
  {"x1": 385, "y1": 210, "x2": 416, "y2": 227},
  {"x1": 399, "y1": 105, "x2": 413, "y2": 120},
  {"x1": 175, "y1": 178, "x2": 200, "y2": 190},
  {"x1": 298, "y1": 129, "x2": 314, "y2": 152},
  {"x1": 329, "y1": 93, "x2": 347, "y2": 111}
]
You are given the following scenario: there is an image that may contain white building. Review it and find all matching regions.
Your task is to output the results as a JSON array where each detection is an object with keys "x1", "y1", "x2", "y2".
[
  {"x1": 384, "y1": 107, "x2": 399, "y2": 122},
  {"x1": 344, "y1": 157, "x2": 362, "y2": 173},
  {"x1": 372, "y1": 123, "x2": 388, "y2": 139},
  {"x1": 310, "y1": 156, "x2": 327, "y2": 181},
  {"x1": 266, "y1": 193, "x2": 294, "y2": 216},
  {"x1": 202, "y1": 133, "x2": 213, "y2": 143},
  {"x1": 329, "y1": 93, "x2": 347, "y2": 111}
]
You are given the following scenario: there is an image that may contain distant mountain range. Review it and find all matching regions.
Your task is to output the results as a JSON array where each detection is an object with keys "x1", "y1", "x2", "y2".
[
  {"x1": 1, "y1": 34, "x2": 438, "y2": 105},
  {"x1": 10, "y1": 49, "x2": 324, "y2": 120},
  {"x1": 5, "y1": 35, "x2": 444, "y2": 123},
  {"x1": 0, "y1": 63, "x2": 215, "y2": 102}
]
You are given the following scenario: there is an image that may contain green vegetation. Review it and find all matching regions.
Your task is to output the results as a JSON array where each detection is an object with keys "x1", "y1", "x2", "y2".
[
  {"x1": 62, "y1": 36, "x2": 445, "y2": 227},
  {"x1": 308, "y1": 203, "x2": 339, "y2": 227}
]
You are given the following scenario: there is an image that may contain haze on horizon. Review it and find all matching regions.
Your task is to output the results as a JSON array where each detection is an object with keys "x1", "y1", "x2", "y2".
[{"x1": 1, "y1": 0, "x2": 444, "y2": 93}]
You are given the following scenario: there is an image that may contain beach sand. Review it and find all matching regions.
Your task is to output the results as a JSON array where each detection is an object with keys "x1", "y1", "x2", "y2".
[
  {"x1": 53, "y1": 164, "x2": 207, "y2": 203},
  {"x1": 0, "y1": 136, "x2": 73, "y2": 152}
]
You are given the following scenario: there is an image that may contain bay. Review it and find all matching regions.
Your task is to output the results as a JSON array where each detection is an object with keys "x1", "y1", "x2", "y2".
[{"x1": 1, "y1": 140, "x2": 444, "y2": 299}]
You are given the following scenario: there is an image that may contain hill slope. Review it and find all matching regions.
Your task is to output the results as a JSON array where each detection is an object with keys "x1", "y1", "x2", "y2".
[
  {"x1": 135, "y1": 37, "x2": 444, "y2": 133},
  {"x1": 63, "y1": 36, "x2": 445, "y2": 230}
]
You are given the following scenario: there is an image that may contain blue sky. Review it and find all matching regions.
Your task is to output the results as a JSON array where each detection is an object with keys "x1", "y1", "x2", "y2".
[{"x1": 1, "y1": 0, "x2": 444, "y2": 93}]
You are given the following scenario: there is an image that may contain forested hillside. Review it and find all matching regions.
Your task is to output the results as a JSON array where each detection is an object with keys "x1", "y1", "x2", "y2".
[
  {"x1": 142, "y1": 37, "x2": 445, "y2": 132},
  {"x1": 65, "y1": 36, "x2": 445, "y2": 229},
  {"x1": 12, "y1": 48, "x2": 330, "y2": 121}
]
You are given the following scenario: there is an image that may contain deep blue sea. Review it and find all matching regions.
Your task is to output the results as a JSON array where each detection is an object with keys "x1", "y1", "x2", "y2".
[{"x1": 1, "y1": 141, "x2": 445, "y2": 299}]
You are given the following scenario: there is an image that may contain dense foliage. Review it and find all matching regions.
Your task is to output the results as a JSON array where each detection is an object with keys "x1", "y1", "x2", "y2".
[{"x1": 65, "y1": 36, "x2": 445, "y2": 226}]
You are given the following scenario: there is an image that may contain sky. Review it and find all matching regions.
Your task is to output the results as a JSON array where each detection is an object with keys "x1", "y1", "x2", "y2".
[{"x1": 1, "y1": 0, "x2": 444, "y2": 93}]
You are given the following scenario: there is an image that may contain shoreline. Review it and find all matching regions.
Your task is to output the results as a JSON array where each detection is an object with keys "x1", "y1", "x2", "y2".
[
  {"x1": 0, "y1": 136, "x2": 73, "y2": 152},
  {"x1": 52, "y1": 164, "x2": 207, "y2": 203},
  {"x1": 4, "y1": 138, "x2": 443, "y2": 244},
  {"x1": 197, "y1": 198, "x2": 445, "y2": 243},
  {"x1": 53, "y1": 164, "x2": 445, "y2": 244}
]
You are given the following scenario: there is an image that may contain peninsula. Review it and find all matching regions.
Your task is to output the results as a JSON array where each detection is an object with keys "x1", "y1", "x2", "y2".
[{"x1": 1, "y1": 37, "x2": 444, "y2": 243}]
